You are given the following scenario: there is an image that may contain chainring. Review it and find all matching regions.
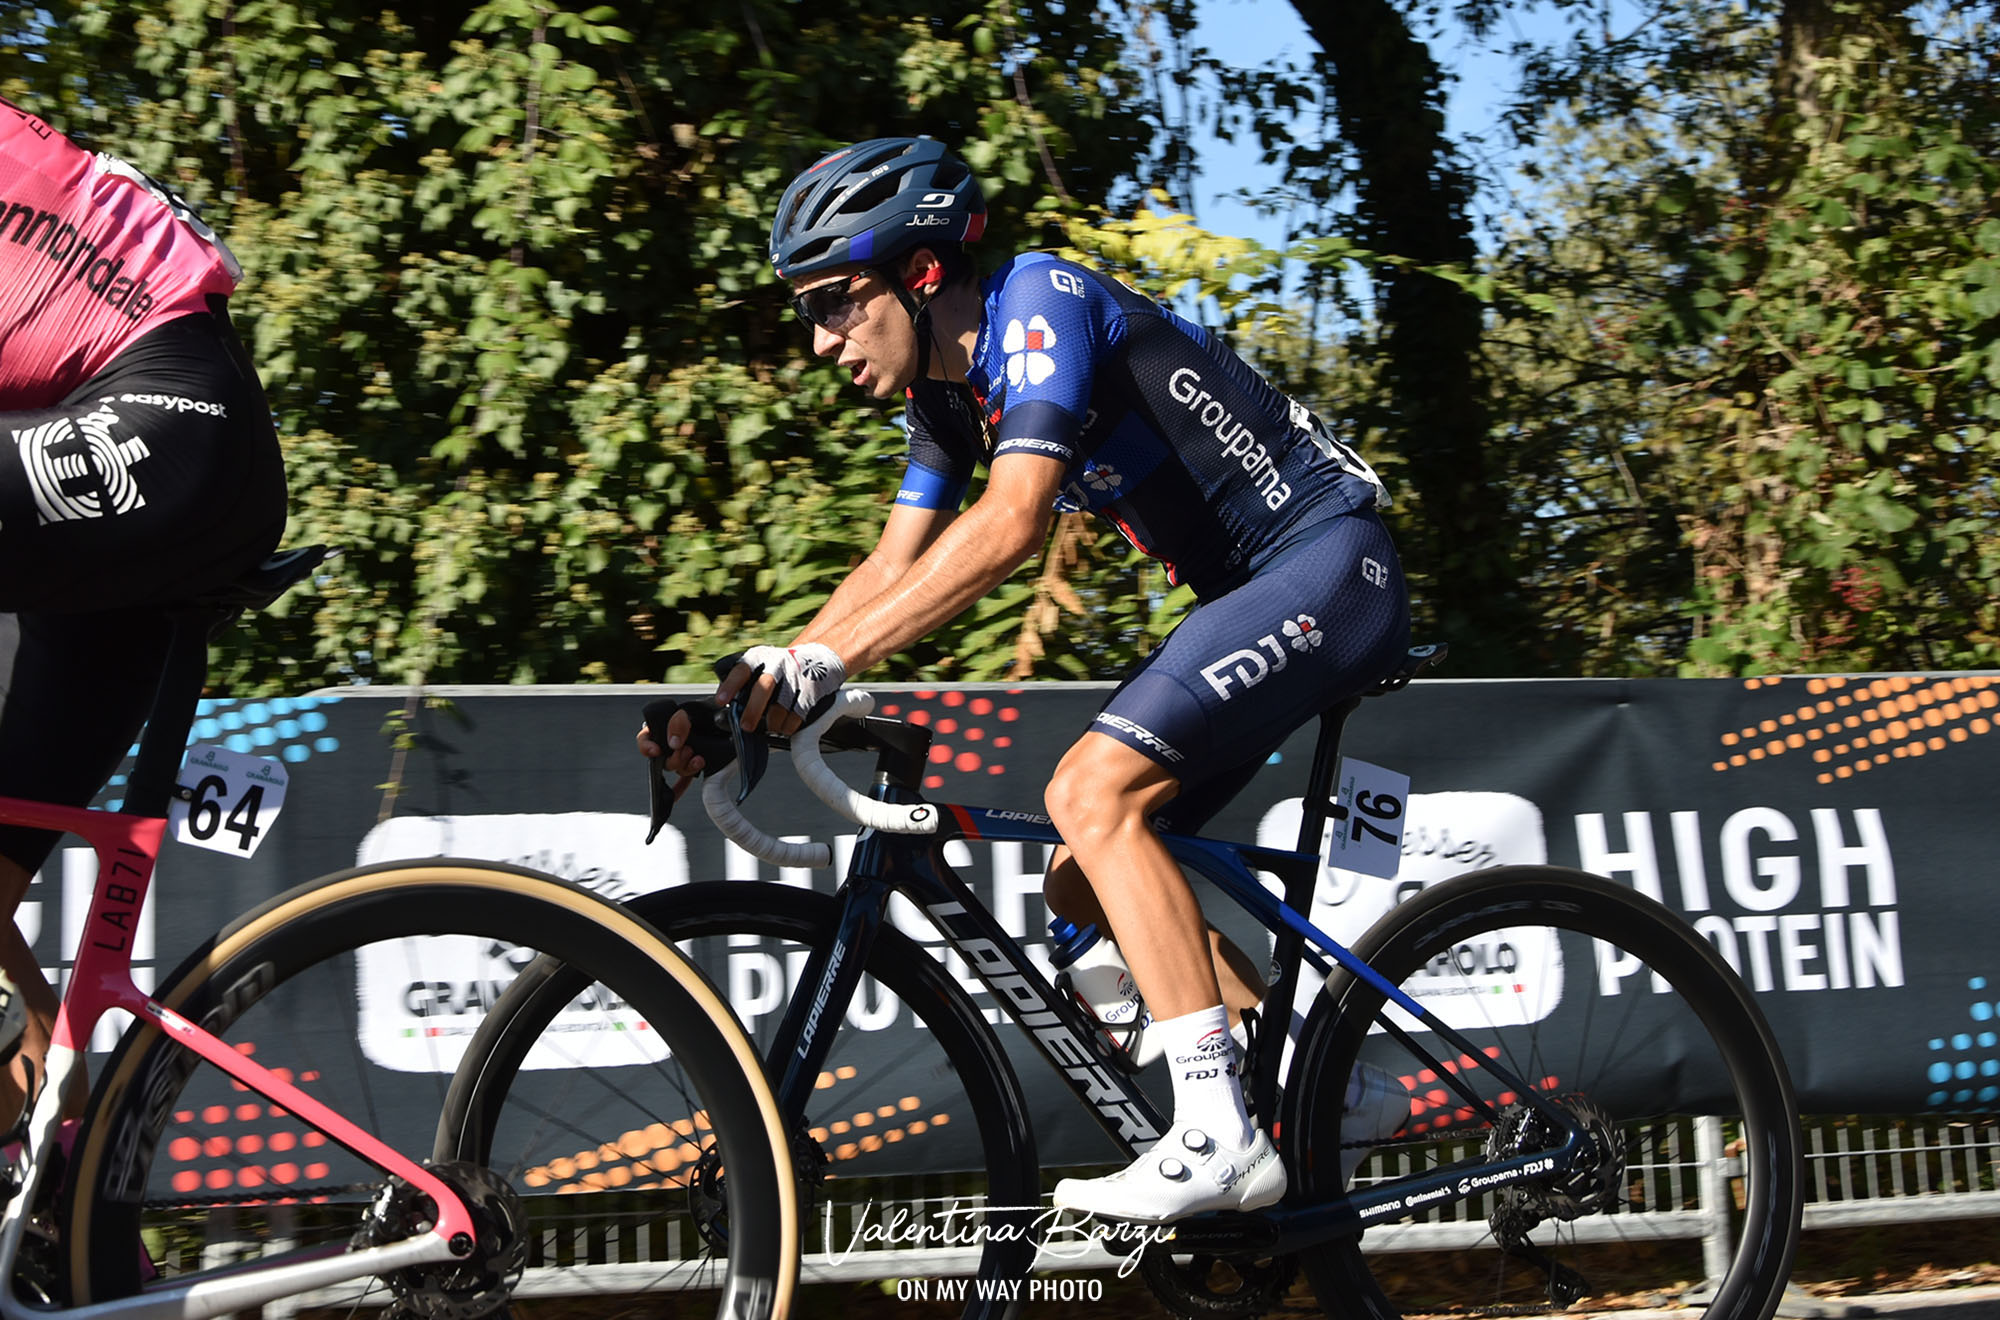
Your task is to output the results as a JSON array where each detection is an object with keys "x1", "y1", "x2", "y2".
[
  {"x1": 352, "y1": 1160, "x2": 528, "y2": 1320},
  {"x1": 1140, "y1": 1244, "x2": 1299, "y2": 1319}
]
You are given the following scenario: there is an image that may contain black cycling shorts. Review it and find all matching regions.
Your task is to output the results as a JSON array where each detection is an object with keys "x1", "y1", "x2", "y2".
[{"x1": 0, "y1": 297, "x2": 287, "y2": 873}]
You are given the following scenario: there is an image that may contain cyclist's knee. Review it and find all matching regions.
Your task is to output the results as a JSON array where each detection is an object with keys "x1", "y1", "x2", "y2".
[
  {"x1": 1045, "y1": 748, "x2": 1171, "y2": 850},
  {"x1": 1043, "y1": 756, "x2": 1117, "y2": 843}
]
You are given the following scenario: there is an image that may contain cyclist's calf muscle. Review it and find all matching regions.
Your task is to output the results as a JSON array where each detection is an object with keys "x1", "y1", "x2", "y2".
[{"x1": 1043, "y1": 848, "x2": 1265, "y2": 1021}]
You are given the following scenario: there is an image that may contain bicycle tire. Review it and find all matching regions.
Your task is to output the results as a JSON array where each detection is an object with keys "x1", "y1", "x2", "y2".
[
  {"x1": 61, "y1": 860, "x2": 798, "y2": 1319},
  {"x1": 443, "y1": 881, "x2": 1040, "y2": 1320},
  {"x1": 1285, "y1": 866, "x2": 1802, "y2": 1320}
]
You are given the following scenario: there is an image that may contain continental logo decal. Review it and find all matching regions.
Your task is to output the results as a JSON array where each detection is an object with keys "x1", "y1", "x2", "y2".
[{"x1": 1713, "y1": 675, "x2": 1998, "y2": 785}]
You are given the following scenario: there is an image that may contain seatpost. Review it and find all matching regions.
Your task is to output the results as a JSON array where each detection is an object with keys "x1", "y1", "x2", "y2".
[
  {"x1": 1294, "y1": 695, "x2": 1362, "y2": 860},
  {"x1": 120, "y1": 608, "x2": 228, "y2": 818}
]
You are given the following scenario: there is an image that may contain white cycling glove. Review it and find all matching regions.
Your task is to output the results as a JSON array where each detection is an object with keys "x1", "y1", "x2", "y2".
[{"x1": 736, "y1": 643, "x2": 847, "y2": 722}]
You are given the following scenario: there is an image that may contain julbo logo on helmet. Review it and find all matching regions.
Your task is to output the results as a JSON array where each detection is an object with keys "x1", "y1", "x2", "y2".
[{"x1": 769, "y1": 136, "x2": 987, "y2": 282}]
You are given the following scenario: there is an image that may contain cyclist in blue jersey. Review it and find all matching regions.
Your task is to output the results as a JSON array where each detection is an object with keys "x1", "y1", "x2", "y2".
[{"x1": 642, "y1": 137, "x2": 1411, "y2": 1222}]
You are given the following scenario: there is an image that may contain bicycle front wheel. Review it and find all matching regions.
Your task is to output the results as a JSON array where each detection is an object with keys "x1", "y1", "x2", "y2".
[
  {"x1": 62, "y1": 860, "x2": 797, "y2": 1319},
  {"x1": 1286, "y1": 866, "x2": 1802, "y2": 1320},
  {"x1": 442, "y1": 881, "x2": 1041, "y2": 1320}
]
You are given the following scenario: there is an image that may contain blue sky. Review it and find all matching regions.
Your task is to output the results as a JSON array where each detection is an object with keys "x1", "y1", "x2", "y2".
[{"x1": 1188, "y1": 0, "x2": 1559, "y2": 248}]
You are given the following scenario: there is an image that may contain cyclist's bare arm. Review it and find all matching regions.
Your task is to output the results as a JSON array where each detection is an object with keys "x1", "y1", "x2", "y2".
[
  {"x1": 636, "y1": 501, "x2": 957, "y2": 769},
  {"x1": 795, "y1": 450, "x2": 1062, "y2": 677},
  {"x1": 640, "y1": 452, "x2": 1061, "y2": 752},
  {"x1": 790, "y1": 498, "x2": 959, "y2": 642}
]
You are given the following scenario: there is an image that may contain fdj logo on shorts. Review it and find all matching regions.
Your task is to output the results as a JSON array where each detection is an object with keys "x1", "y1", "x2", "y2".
[{"x1": 1200, "y1": 615, "x2": 1323, "y2": 700}]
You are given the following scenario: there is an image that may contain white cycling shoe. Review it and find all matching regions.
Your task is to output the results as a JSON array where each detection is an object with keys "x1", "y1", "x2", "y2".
[
  {"x1": 1341, "y1": 1061, "x2": 1411, "y2": 1182},
  {"x1": 1053, "y1": 1122, "x2": 1286, "y2": 1223}
]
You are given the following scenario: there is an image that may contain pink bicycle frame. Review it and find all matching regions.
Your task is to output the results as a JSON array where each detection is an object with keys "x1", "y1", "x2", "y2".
[{"x1": 0, "y1": 793, "x2": 477, "y2": 1247}]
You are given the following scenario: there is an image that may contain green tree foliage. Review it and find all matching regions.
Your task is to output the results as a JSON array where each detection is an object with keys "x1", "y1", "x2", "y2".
[
  {"x1": 1483, "y1": 0, "x2": 2000, "y2": 673},
  {"x1": 1, "y1": 0, "x2": 1170, "y2": 687},
  {"x1": 1290, "y1": 0, "x2": 1541, "y2": 675},
  {"x1": 7, "y1": 1, "x2": 1994, "y2": 688}
]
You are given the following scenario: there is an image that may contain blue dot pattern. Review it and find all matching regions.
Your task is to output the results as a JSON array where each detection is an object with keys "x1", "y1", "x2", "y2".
[
  {"x1": 106, "y1": 696, "x2": 344, "y2": 811},
  {"x1": 1926, "y1": 976, "x2": 2000, "y2": 1107}
]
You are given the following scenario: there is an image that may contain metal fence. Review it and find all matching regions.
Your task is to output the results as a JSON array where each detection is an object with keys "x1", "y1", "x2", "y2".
[{"x1": 234, "y1": 1113, "x2": 2000, "y2": 1314}]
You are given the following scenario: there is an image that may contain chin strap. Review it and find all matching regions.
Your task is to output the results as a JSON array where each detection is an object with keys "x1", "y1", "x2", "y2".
[{"x1": 892, "y1": 264, "x2": 951, "y2": 383}]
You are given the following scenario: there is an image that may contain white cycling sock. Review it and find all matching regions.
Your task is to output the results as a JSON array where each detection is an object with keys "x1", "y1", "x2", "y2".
[{"x1": 1156, "y1": 1005, "x2": 1255, "y2": 1148}]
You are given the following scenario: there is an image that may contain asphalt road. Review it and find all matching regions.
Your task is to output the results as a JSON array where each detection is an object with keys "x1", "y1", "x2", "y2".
[
  {"x1": 1581, "y1": 1287, "x2": 2000, "y2": 1320},
  {"x1": 1781, "y1": 1287, "x2": 2000, "y2": 1320}
]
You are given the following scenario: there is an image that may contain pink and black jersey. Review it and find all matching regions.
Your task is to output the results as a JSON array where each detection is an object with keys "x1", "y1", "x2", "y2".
[{"x1": 0, "y1": 98, "x2": 240, "y2": 409}]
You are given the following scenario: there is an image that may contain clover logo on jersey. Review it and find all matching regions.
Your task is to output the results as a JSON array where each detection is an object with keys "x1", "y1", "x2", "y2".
[
  {"x1": 1082, "y1": 464, "x2": 1123, "y2": 494},
  {"x1": 1003, "y1": 315, "x2": 1058, "y2": 389},
  {"x1": 1285, "y1": 614, "x2": 1323, "y2": 652}
]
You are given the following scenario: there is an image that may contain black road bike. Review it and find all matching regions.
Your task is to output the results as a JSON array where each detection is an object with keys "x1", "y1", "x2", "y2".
[{"x1": 447, "y1": 645, "x2": 1803, "y2": 1320}]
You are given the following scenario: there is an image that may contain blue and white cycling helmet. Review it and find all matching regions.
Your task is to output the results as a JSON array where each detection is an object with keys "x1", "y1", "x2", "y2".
[{"x1": 769, "y1": 136, "x2": 986, "y2": 281}]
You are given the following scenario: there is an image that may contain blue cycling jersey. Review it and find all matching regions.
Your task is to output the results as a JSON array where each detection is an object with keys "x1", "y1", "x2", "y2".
[{"x1": 897, "y1": 253, "x2": 1388, "y2": 599}]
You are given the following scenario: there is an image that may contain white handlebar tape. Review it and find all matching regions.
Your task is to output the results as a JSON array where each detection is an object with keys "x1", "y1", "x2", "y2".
[
  {"x1": 702, "y1": 766, "x2": 833, "y2": 869},
  {"x1": 793, "y1": 690, "x2": 942, "y2": 835}
]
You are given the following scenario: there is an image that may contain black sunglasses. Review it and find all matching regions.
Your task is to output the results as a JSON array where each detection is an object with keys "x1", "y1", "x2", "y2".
[{"x1": 788, "y1": 269, "x2": 878, "y2": 332}]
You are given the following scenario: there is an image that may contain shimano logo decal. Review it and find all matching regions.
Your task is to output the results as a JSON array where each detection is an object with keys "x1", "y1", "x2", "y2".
[{"x1": 1168, "y1": 367, "x2": 1292, "y2": 510}]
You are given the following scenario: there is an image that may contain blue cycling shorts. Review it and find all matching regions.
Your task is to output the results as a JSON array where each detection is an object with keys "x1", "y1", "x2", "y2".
[{"x1": 1087, "y1": 509, "x2": 1410, "y2": 832}]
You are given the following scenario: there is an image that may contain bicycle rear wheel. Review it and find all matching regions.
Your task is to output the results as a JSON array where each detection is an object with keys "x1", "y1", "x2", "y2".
[
  {"x1": 1286, "y1": 866, "x2": 1801, "y2": 1320},
  {"x1": 442, "y1": 881, "x2": 1041, "y2": 1320},
  {"x1": 61, "y1": 860, "x2": 796, "y2": 1319}
]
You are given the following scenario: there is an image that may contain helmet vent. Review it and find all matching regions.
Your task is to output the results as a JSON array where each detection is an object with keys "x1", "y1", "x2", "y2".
[{"x1": 838, "y1": 173, "x2": 905, "y2": 218}]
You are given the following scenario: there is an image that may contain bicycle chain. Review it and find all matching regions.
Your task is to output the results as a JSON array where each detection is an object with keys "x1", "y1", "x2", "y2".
[{"x1": 144, "y1": 1181, "x2": 376, "y2": 1210}]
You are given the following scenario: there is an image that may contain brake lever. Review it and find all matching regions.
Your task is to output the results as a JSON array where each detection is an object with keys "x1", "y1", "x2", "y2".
[
  {"x1": 641, "y1": 697, "x2": 747, "y2": 844},
  {"x1": 708, "y1": 652, "x2": 770, "y2": 804},
  {"x1": 721, "y1": 697, "x2": 769, "y2": 803}
]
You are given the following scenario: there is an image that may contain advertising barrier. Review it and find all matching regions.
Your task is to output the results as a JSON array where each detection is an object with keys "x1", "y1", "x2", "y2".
[{"x1": 31, "y1": 673, "x2": 1998, "y2": 1188}]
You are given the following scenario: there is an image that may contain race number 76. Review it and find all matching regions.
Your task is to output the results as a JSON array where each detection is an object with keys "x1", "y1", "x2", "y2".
[{"x1": 1330, "y1": 757, "x2": 1409, "y2": 880}]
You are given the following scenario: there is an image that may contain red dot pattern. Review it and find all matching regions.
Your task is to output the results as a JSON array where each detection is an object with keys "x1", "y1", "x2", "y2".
[
  {"x1": 875, "y1": 689, "x2": 1025, "y2": 790},
  {"x1": 1395, "y1": 1047, "x2": 1566, "y2": 1136},
  {"x1": 162, "y1": 1040, "x2": 342, "y2": 1204}
]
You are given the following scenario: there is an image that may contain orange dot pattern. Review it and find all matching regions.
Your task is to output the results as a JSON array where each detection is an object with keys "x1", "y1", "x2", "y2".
[
  {"x1": 525, "y1": 1073, "x2": 948, "y2": 1193},
  {"x1": 875, "y1": 690, "x2": 1023, "y2": 791},
  {"x1": 1712, "y1": 675, "x2": 1998, "y2": 784},
  {"x1": 163, "y1": 1041, "x2": 338, "y2": 1200}
]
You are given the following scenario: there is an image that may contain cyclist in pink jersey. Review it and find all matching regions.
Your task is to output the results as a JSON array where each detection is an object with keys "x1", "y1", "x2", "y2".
[{"x1": 0, "y1": 97, "x2": 288, "y2": 1127}]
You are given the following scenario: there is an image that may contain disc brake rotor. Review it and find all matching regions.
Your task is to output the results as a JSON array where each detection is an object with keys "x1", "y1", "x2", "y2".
[{"x1": 352, "y1": 1161, "x2": 527, "y2": 1320}]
